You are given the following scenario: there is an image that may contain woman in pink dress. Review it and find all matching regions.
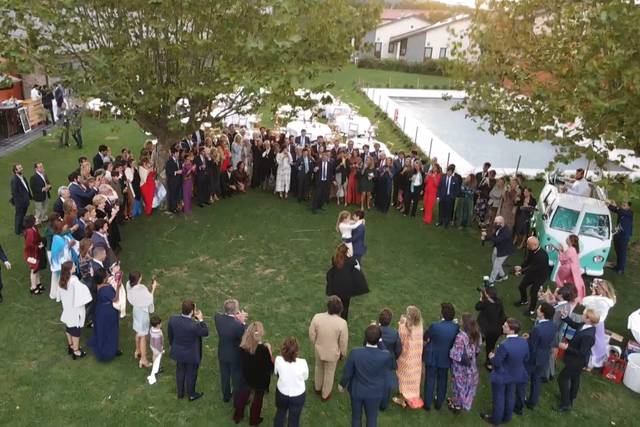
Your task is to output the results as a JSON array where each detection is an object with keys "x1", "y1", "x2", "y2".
[
  {"x1": 182, "y1": 153, "x2": 196, "y2": 214},
  {"x1": 555, "y1": 234, "x2": 585, "y2": 301},
  {"x1": 423, "y1": 164, "x2": 442, "y2": 224},
  {"x1": 345, "y1": 155, "x2": 361, "y2": 206},
  {"x1": 393, "y1": 305, "x2": 424, "y2": 409}
]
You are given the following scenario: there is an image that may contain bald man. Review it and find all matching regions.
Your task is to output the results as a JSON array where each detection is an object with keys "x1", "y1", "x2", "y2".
[
  {"x1": 514, "y1": 237, "x2": 550, "y2": 315},
  {"x1": 481, "y1": 216, "x2": 514, "y2": 285}
]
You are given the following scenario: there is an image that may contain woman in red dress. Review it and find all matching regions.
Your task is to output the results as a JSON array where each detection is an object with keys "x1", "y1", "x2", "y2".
[
  {"x1": 423, "y1": 164, "x2": 442, "y2": 224},
  {"x1": 346, "y1": 153, "x2": 362, "y2": 206},
  {"x1": 23, "y1": 215, "x2": 44, "y2": 295},
  {"x1": 138, "y1": 158, "x2": 156, "y2": 216}
]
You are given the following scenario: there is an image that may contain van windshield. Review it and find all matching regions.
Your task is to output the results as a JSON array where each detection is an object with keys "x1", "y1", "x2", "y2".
[
  {"x1": 580, "y1": 213, "x2": 610, "y2": 240},
  {"x1": 551, "y1": 207, "x2": 579, "y2": 232}
]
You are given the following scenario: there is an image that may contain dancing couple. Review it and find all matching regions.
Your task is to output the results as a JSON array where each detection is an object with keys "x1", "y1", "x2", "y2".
[{"x1": 336, "y1": 210, "x2": 367, "y2": 267}]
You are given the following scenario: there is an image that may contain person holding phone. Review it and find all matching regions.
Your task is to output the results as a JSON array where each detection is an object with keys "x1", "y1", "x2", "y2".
[
  {"x1": 168, "y1": 300, "x2": 209, "y2": 401},
  {"x1": 127, "y1": 271, "x2": 158, "y2": 368}
]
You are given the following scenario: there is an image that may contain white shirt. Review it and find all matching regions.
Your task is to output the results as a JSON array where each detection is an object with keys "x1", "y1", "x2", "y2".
[
  {"x1": 274, "y1": 356, "x2": 308, "y2": 397},
  {"x1": 567, "y1": 178, "x2": 590, "y2": 197},
  {"x1": 59, "y1": 276, "x2": 92, "y2": 328},
  {"x1": 30, "y1": 87, "x2": 41, "y2": 101}
]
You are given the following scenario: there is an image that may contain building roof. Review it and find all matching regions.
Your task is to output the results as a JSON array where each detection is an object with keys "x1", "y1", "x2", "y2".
[
  {"x1": 375, "y1": 13, "x2": 430, "y2": 31},
  {"x1": 389, "y1": 14, "x2": 470, "y2": 42},
  {"x1": 381, "y1": 9, "x2": 427, "y2": 22}
]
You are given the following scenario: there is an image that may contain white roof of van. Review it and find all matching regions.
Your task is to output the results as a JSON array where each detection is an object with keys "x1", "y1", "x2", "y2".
[{"x1": 555, "y1": 193, "x2": 609, "y2": 215}]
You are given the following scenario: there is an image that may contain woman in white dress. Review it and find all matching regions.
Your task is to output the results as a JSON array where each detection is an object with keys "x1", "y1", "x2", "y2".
[
  {"x1": 275, "y1": 145, "x2": 293, "y2": 199},
  {"x1": 231, "y1": 134, "x2": 244, "y2": 169},
  {"x1": 58, "y1": 261, "x2": 92, "y2": 359},
  {"x1": 126, "y1": 271, "x2": 157, "y2": 368},
  {"x1": 336, "y1": 210, "x2": 363, "y2": 257},
  {"x1": 582, "y1": 279, "x2": 616, "y2": 369}
]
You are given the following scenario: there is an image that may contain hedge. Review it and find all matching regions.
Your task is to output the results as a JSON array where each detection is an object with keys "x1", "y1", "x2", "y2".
[{"x1": 357, "y1": 57, "x2": 448, "y2": 76}]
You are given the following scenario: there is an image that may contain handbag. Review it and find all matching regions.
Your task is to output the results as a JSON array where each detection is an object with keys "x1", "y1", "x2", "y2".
[{"x1": 460, "y1": 345, "x2": 471, "y2": 367}]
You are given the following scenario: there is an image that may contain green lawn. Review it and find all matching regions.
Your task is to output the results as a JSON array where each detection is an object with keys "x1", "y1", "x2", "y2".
[{"x1": 0, "y1": 73, "x2": 639, "y2": 426}]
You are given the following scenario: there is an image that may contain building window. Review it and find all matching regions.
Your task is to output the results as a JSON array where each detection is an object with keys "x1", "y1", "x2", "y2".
[
  {"x1": 374, "y1": 42, "x2": 382, "y2": 59},
  {"x1": 388, "y1": 42, "x2": 395, "y2": 53},
  {"x1": 439, "y1": 47, "x2": 447, "y2": 58},
  {"x1": 424, "y1": 47, "x2": 433, "y2": 60},
  {"x1": 399, "y1": 39, "x2": 407, "y2": 56}
]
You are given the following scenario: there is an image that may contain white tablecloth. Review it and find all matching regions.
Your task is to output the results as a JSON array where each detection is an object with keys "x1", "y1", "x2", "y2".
[
  {"x1": 286, "y1": 121, "x2": 333, "y2": 141},
  {"x1": 322, "y1": 103, "x2": 353, "y2": 120}
]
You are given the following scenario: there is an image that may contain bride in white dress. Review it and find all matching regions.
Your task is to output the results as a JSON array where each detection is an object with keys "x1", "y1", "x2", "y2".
[{"x1": 336, "y1": 210, "x2": 362, "y2": 257}]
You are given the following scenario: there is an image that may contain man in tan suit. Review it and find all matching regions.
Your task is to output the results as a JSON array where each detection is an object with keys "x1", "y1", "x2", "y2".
[{"x1": 308, "y1": 295, "x2": 349, "y2": 401}]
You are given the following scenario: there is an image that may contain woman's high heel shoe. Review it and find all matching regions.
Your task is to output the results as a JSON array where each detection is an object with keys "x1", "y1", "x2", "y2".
[
  {"x1": 71, "y1": 349, "x2": 86, "y2": 360},
  {"x1": 139, "y1": 360, "x2": 151, "y2": 369}
]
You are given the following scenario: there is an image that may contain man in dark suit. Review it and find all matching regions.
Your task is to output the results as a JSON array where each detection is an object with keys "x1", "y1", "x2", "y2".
[
  {"x1": 514, "y1": 237, "x2": 550, "y2": 315},
  {"x1": 311, "y1": 151, "x2": 333, "y2": 213},
  {"x1": 191, "y1": 128, "x2": 205, "y2": 146},
  {"x1": 481, "y1": 318, "x2": 529, "y2": 425},
  {"x1": 0, "y1": 244, "x2": 11, "y2": 303},
  {"x1": 294, "y1": 129, "x2": 310, "y2": 147},
  {"x1": 351, "y1": 210, "x2": 367, "y2": 266},
  {"x1": 165, "y1": 148, "x2": 183, "y2": 213},
  {"x1": 608, "y1": 200, "x2": 634, "y2": 274},
  {"x1": 214, "y1": 299, "x2": 247, "y2": 403},
  {"x1": 295, "y1": 148, "x2": 314, "y2": 202},
  {"x1": 518, "y1": 302, "x2": 556, "y2": 412},
  {"x1": 30, "y1": 162, "x2": 52, "y2": 225},
  {"x1": 475, "y1": 162, "x2": 491, "y2": 189},
  {"x1": 53, "y1": 186, "x2": 69, "y2": 219},
  {"x1": 194, "y1": 148, "x2": 211, "y2": 207},
  {"x1": 68, "y1": 171, "x2": 97, "y2": 209},
  {"x1": 339, "y1": 325, "x2": 394, "y2": 427},
  {"x1": 10, "y1": 164, "x2": 32, "y2": 235},
  {"x1": 423, "y1": 303, "x2": 460, "y2": 411},
  {"x1": 436, "y1": 164, "x2": 462, "y2": 228},
  {"x1": 482, "y1": 216, "x2": 515, "y2": 285},
  {"x1": 168, "y1": 299, "x2": 209, "y2": 402},
  {"x1": 556, "y1": 309, "x2": 598, "y2": 412},
  {"x1": 392, "y1": 152, "x2": 406, "y2": 207},
  {"x1": 93, "y1": 144, "x2": 109, "y2": 171}
]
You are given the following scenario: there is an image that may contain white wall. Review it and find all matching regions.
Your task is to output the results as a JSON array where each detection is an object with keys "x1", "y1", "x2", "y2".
[
  {"x1": 423, "y1": 18, "x2": 471, "y2": 60},
  {"x1": 374, "y1": 16, "x2": 429, "y2": 59}
]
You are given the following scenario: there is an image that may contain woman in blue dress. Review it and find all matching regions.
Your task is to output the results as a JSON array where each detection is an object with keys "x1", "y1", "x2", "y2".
[{"x1": 88, "y1": 271, "x2": 122, "y2": 361}]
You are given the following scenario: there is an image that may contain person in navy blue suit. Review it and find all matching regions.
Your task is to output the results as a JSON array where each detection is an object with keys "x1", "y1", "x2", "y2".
[
  {"x1": 67, "y1": 171, "x2": 97, "y2": 209},
  {"x1": 168, "y1": 299, "x2": 209, "y2": 401},
  {"x1": 436, "y1": 164, "x2": 462, "y2": 228},
  {"x1": 10, "y1": 164, "x2": 32, "y2": 235},
  {"x1": 351, "y1": 210, "x2": 367, "y2": 266},
  {"x1": 0, "y1": 243, "x2": 11, "y2": 303},
  {"x1": 557, "y1": 309, "x2": 598, "y2": 412},
  {"x1": 339, "y1": 325, "x2": 394, "y2": 427},
  {"x1": 214, "y1": 299, "x2": 248, "y2": 403},
  {"x1": 423, "y1": 303, "x2": 459, "y2": 411},
  {"x1": 481, "y1": 318, "x2": 529, "y2": 425},
  {"x1": 518, "y1": 302, "x2": 556, "y2": 412}
]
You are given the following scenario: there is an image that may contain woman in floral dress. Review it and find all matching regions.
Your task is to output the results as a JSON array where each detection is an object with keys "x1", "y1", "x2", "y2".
[
  {"x1": 393, "y1": 305, "x2": 424, "y2": 409},
  {"x1": 448, "y1": 313, "x2": 481, "y2": 412}
]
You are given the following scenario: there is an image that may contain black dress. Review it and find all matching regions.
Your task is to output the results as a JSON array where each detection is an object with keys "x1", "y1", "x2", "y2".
[
  {"x1": 326, "y1": 257, "x2": 369, "y2": 320},
  {"x1": 514, "y1": 197, "x2": 537, "y2": 236},
  {"x1": 240, "y1": 344, "x2": 274, "y2": 391},
  {"x1": 475, "y1": 298, "x2": 506, "y2": 360}
]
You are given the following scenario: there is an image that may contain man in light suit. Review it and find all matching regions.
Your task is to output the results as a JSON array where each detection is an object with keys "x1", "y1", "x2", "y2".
[
  {"x1": 436, "y1": 164, "x2": 462, "y2": 228},
  {"x1": 214, "y1": 299, "x2": 247, "y2": 403},
  {"x1": 481, "y1": 318, "x2": 529, "y2": 425},
  {"x1": 519, "y1": 302, "x2": 556, "y2": 412},
  {"x1": 308, "y1": 295, "x2": 349, "y2": 401},
  {"x1": 351, "y1": 210, "x2": 367, "y2": 266},
  {"x1": 30, "y1": 162, "x2": 52, "y2": 225},
  {"x1": 169, "y1": 299, "x2": 209, "y2": 402},
  {"x1": 294, "y1": 129, "x2": 311, "y2": 147},
  {"x1": 339, "y1": 325, "x2": 394, "y2": 427},
  {"x1": 423, "y1": 302, "x2": 459, "y2": 411},
  {"x1": 10, "y1": 164, "x2": 32, "y2": 235}
]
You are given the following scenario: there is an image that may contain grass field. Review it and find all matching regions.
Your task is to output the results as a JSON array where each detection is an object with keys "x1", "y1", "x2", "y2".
[{"x1": 0, "y1": 67, "x2": 639, "y2": 427}]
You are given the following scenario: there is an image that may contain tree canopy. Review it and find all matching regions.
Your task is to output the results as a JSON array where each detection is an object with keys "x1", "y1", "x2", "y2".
[
  {"x1": 0, "y1": 0, "x2": 380, "y2": 149},
  {"x1": 449, "y1": 0, "x2": 640, "y2": 170}
]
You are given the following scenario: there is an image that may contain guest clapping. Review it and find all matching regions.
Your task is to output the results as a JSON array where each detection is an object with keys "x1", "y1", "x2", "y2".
[{"x1": 214, "y1": 299, "x2": 248, "y2": 403}]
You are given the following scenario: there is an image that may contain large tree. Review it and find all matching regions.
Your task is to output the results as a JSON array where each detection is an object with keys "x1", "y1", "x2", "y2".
[
  {"x1": 449, "y1": 0, "x2": 640, "y2": 170},
  {"x1": 0, "y1": 0, "x2": 379, "y2": 151}
]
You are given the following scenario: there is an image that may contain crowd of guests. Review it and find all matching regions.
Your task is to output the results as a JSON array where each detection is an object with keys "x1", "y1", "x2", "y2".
[{"x1": 1, "y1": 122, "x2": 635, "y2": 426}]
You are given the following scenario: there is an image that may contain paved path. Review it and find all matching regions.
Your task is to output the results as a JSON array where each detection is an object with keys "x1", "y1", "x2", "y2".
[{"x1": 0, "y1": 124, "x2": 54, "y2": 157}]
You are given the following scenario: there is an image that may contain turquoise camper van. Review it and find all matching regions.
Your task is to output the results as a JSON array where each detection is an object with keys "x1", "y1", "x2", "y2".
[{"x1": 532, "y1": 177, "x2": 612, "y2": 278}]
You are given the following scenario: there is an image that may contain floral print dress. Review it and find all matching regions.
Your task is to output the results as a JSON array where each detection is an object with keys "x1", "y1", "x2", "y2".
[{"x1": 449, "y1": 331, "x2": 480, "y2": 410}]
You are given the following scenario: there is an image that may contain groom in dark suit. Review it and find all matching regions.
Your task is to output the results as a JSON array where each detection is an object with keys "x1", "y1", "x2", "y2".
[
  {"x1": 351, "y1": 210, "x2": 367, "y2": 266},
  {"x1": 214, "y1": 299, "x2": 247, "y2": 403},
  {"x1": 168, "y1": 300, "x2": 209, "y2": 401},
  {"x1": 423, "y1": 303, "x2": 459, "y2": 411},
  {"x1": 10, "y1": 164, "x2": 32, "y2": 235},
  {"x1": 165, "y1": 148, "x2": 183, "y2": 213}
]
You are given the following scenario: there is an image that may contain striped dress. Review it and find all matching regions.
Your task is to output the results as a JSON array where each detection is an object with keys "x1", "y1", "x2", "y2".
[{"x1": 397, "y1": 322, "x2": 424, "y2": 401}]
